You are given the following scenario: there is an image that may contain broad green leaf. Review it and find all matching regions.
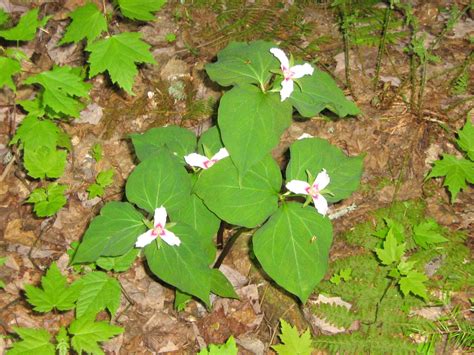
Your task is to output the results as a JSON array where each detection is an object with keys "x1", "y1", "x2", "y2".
[
  {"x1": 130, "y1": 125, "x2": 196, "y2": 163},
  {"x1": 57, "y1": 129, "x2": 72, "y2": 151},
  {"x1": 26, "y1": 183, "x2": 68, "y2": 217},
  {"x1": 144, "y1": 223, "x2": 212, "y2": 306},
  {"x1": 205, "y1": 41, "x2": 278, "y2": 87},
  {"x1": 197, "y1": 126, "x2": 224, "y2": 156},
  {"x1": 117, "y1": 0, "x2": 166, "y2": 21},
  {"x1": 195, "y1": 155, "x2": 281, "y2": 228},
  {"x1": 24, "y1": 262, "x2": 80, "y2": 312},
  {"x1": 55, "y1": 327, "x2": 70, "y2": 355},
  {"x1": 96, "y1": 248, "x2": 139, "y2": 272},
  {"x1": 86, "y1": 32, "x2": 155, "y2": 94},
  {"x1": 372, "y1": 217, "x2": 405, "y2": 243},
  {"x1": 73, "y1": 201, "x2": 146, "y2": 263},
  {"x1": 426, "y1": 153, "x2": 474, "y2": 202},
  {"x1": 24, "y1": 66, "x2": 91, "y2": 117},
  {"x1": 253, "y1": 202, "x2": 333, "y2": 303},
  {"x1": 174, "y1": 289, "x2": 192, "y2": 311},
  {"x1": 374, "y1": 228, "x2": 405, "y2": 266},
  {"x1": 272, "y1": 319, "x2": 313, "y2": 355},
  {"x1": 198, "y1": 336, "x2": 238, "y2": 355},
  {"x1": 413, "y1": 220, "x2": 447, "y2": 249},
  {"x1": 69, "y1": 317, "x2": 123, "y2": 355},
  {"x1": 457, "y1": 117, "x2": 474, "y2": 160},
  {"x1": 218, "y1": 85, "x2": 292, "y2": 174},
  {"x1": 399, "y1": 270, "x2": 428, "y2": 300},
  {"x1": 0, "y1": 9, "x2": 8, "y2": 27},
  {"x1": 0, "y1": 9, "x2": 49, "y2": 41},
  {"x1": 11, "y1": 115, "x2": 59, "y2": 150},
  {"x1": 17, "y1": 97, "x2": 45, "y2": 117},
  {"x1": 126, "y1": 153, "x2": 192, "y2": 214},
  {"x1": 0, "y1": 56, "x2": 21, "y2": 91},
  {"x1": 289, "y1": 69, "x2": 359, "y2": 117},
  {"x1": 60, "y1": 3, "x2": 107, "y2": 44},
  {"x1": 210, "y1": 269, "x2": 238, "y2": 299},
  {"x1": 286, "y1": 137, "x2": 364, "y2": 203},
  {"x1": 75, "y1": 271, "x2": 121, "y2": 318},
  {"x1": 397, "y1": 259, "x2": 417, "y2": 275},
  {"x1": 9, "y1": 327, "x2": 55, "y2": 355},
  {"x1": 23, "y1": 146, "x2": 67, "y2": 179}
]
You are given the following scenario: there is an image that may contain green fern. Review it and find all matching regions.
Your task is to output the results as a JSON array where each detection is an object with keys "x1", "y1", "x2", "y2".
[
  {"x1": 311, "y1": 302, "x2": 357, "y2": 329},
  {"x1": 451, "y1": 69, "x2": 469, "y2": 95}
]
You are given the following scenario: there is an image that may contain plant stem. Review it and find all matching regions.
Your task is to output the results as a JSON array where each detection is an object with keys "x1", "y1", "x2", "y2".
[
  {"x1": 338, "y1": 3, "x2": 356, "y2": 99},
  {"x1": 216, "y1": 222, "x2": 226, "y2": 249},
  {"x1": 373, "y1": 2, "x2": 393, "y2": 90},
  {"x1": 213, "y1": 228, "x2": 246, "y2": 269},
  {"x1": 417, "y1": 58, "x2": 428, "y2": 119}
]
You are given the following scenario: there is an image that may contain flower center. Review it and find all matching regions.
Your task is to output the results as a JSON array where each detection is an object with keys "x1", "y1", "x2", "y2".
[
  {"x1": 305, "y1": 184, "x2": 319, "y2": 198},
  {"x1": 282, "y1": 66, "x2": 294, "y2": 80},
  {"x1": 151, "y1": 224, "x2": 165, "y2": 237}
]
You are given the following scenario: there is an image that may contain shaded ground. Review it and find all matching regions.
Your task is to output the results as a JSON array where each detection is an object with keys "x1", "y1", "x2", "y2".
[{"x1": 0, "y1": 0, "x2": 473, "y2": 353}]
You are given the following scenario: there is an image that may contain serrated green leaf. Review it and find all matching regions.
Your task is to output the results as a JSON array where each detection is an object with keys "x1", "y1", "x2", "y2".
[
  {"x1": 60, "y1": 3, "x2": 107, "y2": 44},
  {"x1": 8, "y1": 327, "x2": 55, "y2": 355},
  {"x1": 75, "y1": 271, "x2": 121, "y2": 318},
  {"x1": 130, "y1": 125, "x2": 196, "y2": 163},
  {"x1": 218, "y1": 85, "x2": 292, "y2": 174},
  {"x1": 87, "y1": 183, "x2": 104, "y2": 199},
  {"x1": 17, "y1": 97, "x2": 45, "y2": 117},
  {"x1": 0, "y1": 56, "x2": 21, "y2": 91},
  {"x1": 145, "y1": 223, "x2": 213, "y2": 306},
  {"x1": 195, "y1": 155, "x2": 281, "y2": 228},
  {"x1": 86, "y1": 32, "x2": 155, "y2": 94},
  {"x1": 23, "y1": 146, "x2": 67, "y2": 179},
  {"x1": 11, "y1": 115, "x2": 59, "y2": 150},
  {"x1": 24, "y1": 66, "x2": 91, "y2": 117},
  {"x1": 286, "y1": 137, "x2": 364, "y2": 202},
  {"x1": 96, "y1": 169, "x2": 114, "y2": 186},
  {"x1": 457, "y1": 117, "x2": 474, "y2": 160},
  {"x1": 26, "y1": 183, "x2": 68, "y2": 217},
  {"x1": 0, "y1": 9, "x2": 9, "y2": 27},
  {"x1": 24, "y1": 262, "x2": 80, "y2": 312},
  {"x1": 205, "y1": 41, "x2": 279, "y2": 87},
  {"x1": 374, "y1": 228, "x2": 405, "y2": 266},
  {"x1": 426, "y1": 153, "x2": 474, "y2": 202},
  {"x1": 253, "y1": 202, "x2": 333, "y2": 303},
  {"x1": 0, "y1": 9, "x2": 49, "y2": 41},
  {"x1": 55, "y1": 327, "x2": 69, "y2": 355},
  {"x1": 96, "y1": 248, "x2": 139, "y2": 272},
  {"x1": 413, "y1": 220, "x2": 447, "y2": 249},
  {"x1": 198, "y1": 336, "x2": 238, "y2": 355},
  {"x1": 272, "y1": 319, "x2": 313, "y2": 355},
  {"x1": 57, "y1": 129, "x2": 72, "y2": 151},
  {"x1": 399, "y1": 270, "x2": 428, "y2": 300},
  {"x1": 91, "y1": 143, "x2": 103, "y2": 162},
  {"x1": 397, "y1": 259, "x2": 416, "y2": 275},
  {"x1": 210, "y1": 269, "x2": 239, "y2": 299},
  {"x1": 117, "y1": 0, "x2": 166, "y2": 21},
  {"x1": 73, "y1": 201, "x2": 146, "y2": 263},
  {"x1": 69, "y1": 317, "x2": 123, "y2": 355}
]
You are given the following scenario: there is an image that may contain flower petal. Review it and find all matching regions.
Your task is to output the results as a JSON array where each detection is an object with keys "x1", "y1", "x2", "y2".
[
  {"x1": 312, "y1": 194, "x2": 329, "y2": 216},
  {"x1": 184, "y1": 153, "x2": 210, "y2": 169},
  {"x1": 286, "y1": 179, "x2": 310, "y2": 195},
  {"x1": 291, "y1": 63, "x2": 314, "y2": 79},
  {"x1": 297, "y1": 133, "x2": 313, "y2": 140},
  {"x1": 154, "y1": 206, "x2": 167, "y2": 227},
  {"x1": 161, "y1": 229, "x2": 181, "y2": 246},
  {"x1": 211, "y1": 148, "x2": 229, "y2": 161},
  {"x1": 280, "y1": 79, "x2": 294, "y2": 101},
  {"x1": 135, "y1": 230, "x2": 156, "y2": 248},
  {"x1": 270, "y1": 47, "x2": 290, "y2": 69},
  {"x1": 313, "y1": 169, "x2": 330, "y2": 190}
]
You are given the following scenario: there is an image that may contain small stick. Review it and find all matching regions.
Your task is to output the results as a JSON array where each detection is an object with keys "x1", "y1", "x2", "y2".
[{"x1": 213, "y1": 228, "x2": 245, "y2": 269}]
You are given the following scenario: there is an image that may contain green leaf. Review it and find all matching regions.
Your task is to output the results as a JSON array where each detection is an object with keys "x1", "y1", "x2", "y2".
[
  {"x1": 117, "y1": 0, "x2": 166, "y2": 21},
  {"x1": 144, "y1": 223, "x2": 212, "y2": 307},
  {"x1": 456, "y1": 117, "x2": 474, "y2": 160},
  {"x1": 205, "y1": 41, "x2": 279, "y2": 87},
  {"x1": 130, "y1": 125, "x2": 196, "y2": 163},
  {"x1": 57, "y1": 129, "x2": 72, "y2": 151},
  {"x1": 60, "y1": 3, "x2": 107, "y2": 44},
  {"x1": 426, "y1": 153, "x2": 474, "y2": 202},
  {"x1": 88, "y1": 169, "x2": 114, "y2": 198},
  {"x1": 272, "y1": 319, "x2": 313, "y2": 355},
  {"x1": 23, "y1": 146, "x2": 67, "y2": 179},
  {"x1": 96, "y1": 248, "x2": 139, "y2": 272},
  {"x1": 55, "y1": 327, "x2": 70, "y2": 355},
  {"x1": 211, "y1": 269, "x2": 239, "y2": 299},
  {"x1": 24, "y1": 262, "x2": 80, "y2": 312},
  {"x1": 198, "y1": 336, "x2": 238, "y2": 355},
  {"x1": 11, "y1": 115, "x2": 59, "y2": 150},
  {"x1": 253, "y1": 202, "x2": 333, "y2": 303},
  {"x1": 26, "y1": 183, "x2": 68, "y2": 217},
  {"x1": 289, "y1": 69, "x2": 359, "y2": 117},
  {"x1": 218, "y1": 85, "x2": 292, "y2": 174},
  {"x1": 0, "y1": 56, "x2": 21, "y2": 91},
  {"x1": 91, "y1": 143, "x2": 103, "y2": 162},
  {"x1": 286, "y1": 137, "x2": 364, "y2": 202},
  {"x1": 69, "y1": 317, "x2": 123, "y2": 355},
  {"x1": 0, "y1": 9, "x2": 9, "y2": 27},
  {"x1": 0, "y1": 9, "x2": 49, "y2": 41},
  {"x1": 86, "y1": 32, "x2": 156, "y2": 94},
  {"x1": 174, "y1": 289, "x2": 192, "y2": 311},
  {"x1": 413, "y1": 220, "x2": 447, "y2": 249},
  {"x1": 397, "y1": 259, "x2": 417, "y2": 275},
  {"x1": 399, "y1": 270, "x2": 428, "y2": 300},
  {"x1": 8, "y1": 327, "x2": 55, "y2": 355},
  {"x1": 195, "y1": 155, "x2": 281, "y2": 228},
  {"x1": 126, "y1": 153, "x2": 192, "y2": 214},
  {"x1": 374, "y1": 228, "x2": 405, "y2": 266},
  {"x1": 75, "y1": 271, "x2": 121, "y2": 318},
  {"x1": 73, "y1": 201, "x2": 146, "y2": 263},
  {"x1": 329, "y1": 268, "x2": 352, "y2": 285},
  {"x1": 197, "y1": 126, "x2": 224, "y2": 156},
  {"x1": 24, "y1": 66, "x2": 91, "y2": 117},
  {"x1": 17, "y1": 97, "x2": 45, "y2": 117},
  {"x1": 87, "y1": 184, "x2": 104, "y2": 199}
]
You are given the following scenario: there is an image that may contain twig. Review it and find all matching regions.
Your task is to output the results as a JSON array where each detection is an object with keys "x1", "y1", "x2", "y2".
[
  {"x1": 212, "y1": 228, "x2": 246, "y2": 269},
  {"x1": 373, "y1": 2, "x2": 393, "y2": 90}
]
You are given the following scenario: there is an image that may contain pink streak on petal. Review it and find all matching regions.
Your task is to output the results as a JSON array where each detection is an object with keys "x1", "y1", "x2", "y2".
[
  {"x1": 184, "y1": 153, "x2": 210, "y2": 169},
  {"x1": 161, "y1": 229, "x2": 181, "y2": 246},
  {"x1": 286, "y1": 180, "x2": 311, "y2": 195},
  {"x1": 312, "y1": 194, "x2": 329, "y2": 216},
  {"x1": 135, "y1": 230, "x2": 156, "y2": 248},
  {"x1": 314, "y1": 169, "x2": 330, "y2": 190},
  {"x1": 154, "y1": 206, "x2": 167, "y2": 227}
]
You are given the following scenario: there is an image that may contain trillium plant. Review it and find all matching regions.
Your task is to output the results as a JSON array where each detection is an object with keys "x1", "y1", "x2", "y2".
[{"x1": 71, "y1": 41, "x2": 363, "y2": 306}]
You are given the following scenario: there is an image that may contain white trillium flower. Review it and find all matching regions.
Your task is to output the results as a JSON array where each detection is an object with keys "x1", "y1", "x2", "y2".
[
  {"x1": 286, "y1": 169, "x2": 331, "y2": 216},
  {"x1": 184, "y1": 148, "x2": 229, "y2": 169},
  {"x1": 270, "y1": 48, "x2": 314, "y2": 101},
  {"x1": 136, "y1": 206, "x2": 181, "y2": 248}
]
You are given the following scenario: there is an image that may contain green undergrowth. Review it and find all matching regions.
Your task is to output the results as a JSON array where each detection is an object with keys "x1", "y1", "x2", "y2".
[{"x1": 312, "y1": 200, "x2": 473, "y2": 353}]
